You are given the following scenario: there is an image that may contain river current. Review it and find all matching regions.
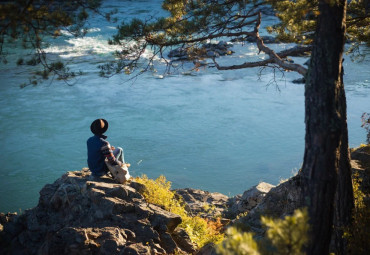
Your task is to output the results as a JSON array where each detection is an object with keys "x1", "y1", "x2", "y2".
[{"x1": 0, "y1": 0, "x2": 369, "y2": 213}]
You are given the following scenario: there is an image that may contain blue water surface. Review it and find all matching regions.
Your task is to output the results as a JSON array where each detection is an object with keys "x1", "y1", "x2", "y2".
[{"x1": 0, "y1": 0, "x2": 369, "y2": 213}]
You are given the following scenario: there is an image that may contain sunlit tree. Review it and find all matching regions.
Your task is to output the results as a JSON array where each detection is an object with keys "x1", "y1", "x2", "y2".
[{"x1": 106, "y1": 1, "x2": 363, "y2": 254}]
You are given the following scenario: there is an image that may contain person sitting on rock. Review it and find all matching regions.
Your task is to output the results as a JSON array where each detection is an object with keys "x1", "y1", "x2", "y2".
[{"x1": 87, "y1": 119, "x2": 125, "y2": 176}]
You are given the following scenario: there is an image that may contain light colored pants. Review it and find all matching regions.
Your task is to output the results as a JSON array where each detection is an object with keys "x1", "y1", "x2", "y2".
[{"x1": 113, "y1": 147, "x2": 124, "y2": 164}]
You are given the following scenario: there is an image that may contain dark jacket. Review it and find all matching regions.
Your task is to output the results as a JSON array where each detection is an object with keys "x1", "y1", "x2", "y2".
[{"x1": 87, "y1": 134, "x2": 119, "y2": 176}]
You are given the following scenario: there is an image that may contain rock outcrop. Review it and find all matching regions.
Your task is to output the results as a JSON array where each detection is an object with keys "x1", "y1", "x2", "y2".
[
  {"x1": 174, "y1": 188, "x2": 229, "y2": 219},
  {"x1": 174, "y1": 182, "x2": 276, "y2": 221},
  {"x1": 2, "y1": 145, "x2": 368, "y2": 254},
  {"x1": 233, "y1": 145, "x2": 370, "y2": 238},
  {"x1": 168, "y1": 41, "x2": 234, "y2": 61},
  {"x1": 351, "y1": 145, "x2": 370, "y2": 197},
  {"x1": 0, "y1": 171, "x2": 282, "y2": 255},
  {"x1": 234, "y1": 175, "x2": 302, "y2": 236},
  {"x1": 0, "y1": 170, "x2": 195, "y2": 255},
  {"x1": 227, "y1": 182, "x2": 275, "y2": 219},
  {"x1": 231, "y1": 35, "x2": 279, "y2": 44}
]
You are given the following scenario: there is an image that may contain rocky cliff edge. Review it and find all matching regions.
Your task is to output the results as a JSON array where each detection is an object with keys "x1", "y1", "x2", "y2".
[{"x1": 1, "y1": 145, "x2": 368, "y2": 255}]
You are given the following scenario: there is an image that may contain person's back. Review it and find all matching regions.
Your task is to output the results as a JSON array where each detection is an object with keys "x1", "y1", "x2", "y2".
[
  {"x1": 87, "y1": 134, "x2": 109, "y2": 176},
  {"x1": 87, "y1": 119, "x2": 124, "y2": 176}
]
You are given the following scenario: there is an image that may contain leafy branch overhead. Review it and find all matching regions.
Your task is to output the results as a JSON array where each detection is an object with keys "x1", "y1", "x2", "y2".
[
  {"x1": 0, "y1": 0, "x2": 109, "y2": 86},
  {"x1": 0, "y1": 0, "x2": 368, "y2": 84},
  {"x1": 267, "y1": 0, "x2": 370, "y2": 46},
  {"x1": 102, "y1": 0, "x2": 369, "y2": 78}
]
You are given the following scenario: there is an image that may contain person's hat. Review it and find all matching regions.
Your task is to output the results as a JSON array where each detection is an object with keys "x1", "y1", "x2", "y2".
[{"x1": 90, "y1": 119, "x2": 109, "y2": 135}]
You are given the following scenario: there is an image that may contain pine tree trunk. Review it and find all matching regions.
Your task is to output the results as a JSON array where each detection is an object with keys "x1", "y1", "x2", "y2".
[
  {"x1": 301, "y1": 1, "x2": 348, "y2": 254},
  {"x1": 333, "y1": 61, "x2": 354, "y2": 254}
]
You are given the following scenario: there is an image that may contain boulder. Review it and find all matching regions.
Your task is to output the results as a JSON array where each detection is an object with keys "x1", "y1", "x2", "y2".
[
  {"x1": 120, "y1": 243, "x2": 151, "y2": 255},
  {"x1": 232, "y1": 35, "x2": 279, "y2": 44},
  {"x1": 202, "y1": 41, "x2": 234, "y2": 57},
  {"x1": 168, "y1": 41, "x2": 234, "y2": 61},
  {"x1": 234, "y1": 175, "x2": 302, "y2": 236},
  {"x1": 225, "y1": 182, "x2": 275, "y2": 219},
  {"x1": 172, "y1": 228, "x2": 196, "y2": 253},
  {"x1": 0, "y1": 170, "x2": 189, "y2": 255},
  {"x1": 158, "y1": 231, "x2": 178, "y2": 254},
  {"x1": 237, "y1": 182, "x2": 275, "y2": 213},
  {"x1": 147, "y1": 204, "x2": 182, "y2": 232},
  {"x1": 195, "y1": 243, "x2": 217, "y2": 255},
  {"x1": 351, "y1": 145, "x2": 370, "y2": 193},
  {"x1": 174, "y1": 188, "x2": 229, "y2": 218},
  {"x1": 351, "y1": 145, "x2": 370, "y2": 168},
  {"x1": 168, "y1": 47, "x2": 189, "y2": 59}
]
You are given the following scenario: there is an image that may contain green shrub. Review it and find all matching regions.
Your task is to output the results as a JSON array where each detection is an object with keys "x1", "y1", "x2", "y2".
[
  {"x1": 217, "y1": 208, "x2": 309, "y2": 255},
  {"x1": 135, "y1": 175, "x2": 224, "y2": 247},
  {"x1": 217, "y1": 227, "x2": 260, "y2": 255},
  {"x1": 261, "y1": 208, "x2": 309, "y2": 255}
]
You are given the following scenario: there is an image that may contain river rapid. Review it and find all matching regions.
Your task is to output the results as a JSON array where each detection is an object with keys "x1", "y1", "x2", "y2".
[{"x1": 0, "y1": 0, "x2": 369, "y2": 213}]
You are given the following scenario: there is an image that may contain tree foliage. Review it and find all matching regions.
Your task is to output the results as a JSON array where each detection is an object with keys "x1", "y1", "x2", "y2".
[
  {"x1": 267, "y1": 0, "x2": 370, "y2": 46},
  {"x1": 0, "y1": 0, "x2": 104, "y2": 85},
  {"x1": 100, "y1": 0, "x2": 369, "y2": 79},
  {"x1": 217, "y1": 227, "x2": 260, "y2": 255},
  {"x1": 0, "y1": 0, "x2": 103, "y2": 55},
  {"x1": 217, "y1": 208, "x2": 309, "y2": 255},
  {"x1": 100, "y1": 0, "x2": 310, "y2": 78},
  {"x1": 0, "y1": 0, "x2": 369, "y2": 84},
  {"x1": 261, "y1": 209, "x2": 309, "y2": 255}
]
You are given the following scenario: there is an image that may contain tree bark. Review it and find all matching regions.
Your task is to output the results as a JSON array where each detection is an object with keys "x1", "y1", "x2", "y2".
[
  {"x1": 333, "y1": 58, "x2": 354, "y2": 254},
  {"x1": 300, "y1": 0, "x2": 348, "y2": 254}
]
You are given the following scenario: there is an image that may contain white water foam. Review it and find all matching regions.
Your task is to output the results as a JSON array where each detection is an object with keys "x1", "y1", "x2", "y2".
[
  {"x1": 44, "y1": 36, "x2": 158, "y2": 61},
  {"x1": 43, "y1": 36, "x2": 121, "y2": 58}
]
